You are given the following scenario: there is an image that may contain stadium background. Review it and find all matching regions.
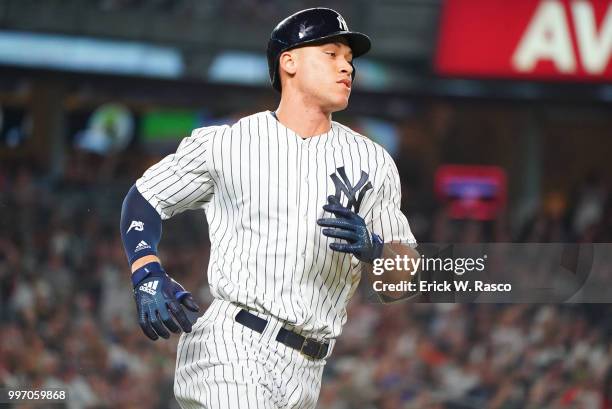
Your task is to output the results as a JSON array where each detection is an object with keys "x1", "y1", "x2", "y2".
[{"x1": 0, "y1": 0, "x2": 611, "y2": 408}]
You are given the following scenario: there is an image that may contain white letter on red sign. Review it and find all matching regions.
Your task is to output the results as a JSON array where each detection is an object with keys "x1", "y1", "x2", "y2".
[
  {"x1": 572, "y1": 1, "x2": 612, "y2": 74},
  {"x1": 512, "y1": 0, "x2": 576, "y2": 73}
]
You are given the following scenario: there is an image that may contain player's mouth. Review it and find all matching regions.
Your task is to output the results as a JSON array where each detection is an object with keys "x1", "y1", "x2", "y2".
[{"x1": 337, "y1": 79, "x2": 351, "y2": 90}]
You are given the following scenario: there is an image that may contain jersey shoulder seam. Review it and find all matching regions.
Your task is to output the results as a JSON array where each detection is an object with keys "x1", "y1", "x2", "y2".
[
  {"x1": 224, "y1": 111, "x2": 270, "y2": 134},
  {"x1": 191, "y1": 124, "x2": 229, "y2": 138}
]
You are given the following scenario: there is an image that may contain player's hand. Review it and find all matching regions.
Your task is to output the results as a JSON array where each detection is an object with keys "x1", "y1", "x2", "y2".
[
  {"x1": 132, "y1": 265, "x2": 200, "y2": 341},
  {"x1": 317, "y1": 195, "x2": 383, "y2": 263}
]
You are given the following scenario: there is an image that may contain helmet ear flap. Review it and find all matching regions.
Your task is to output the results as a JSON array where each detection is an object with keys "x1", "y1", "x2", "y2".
[
  {"x1": 267, "y1": 38, "x2": 285, "y2": 92},
  {"x1": 272, "y1": 59, "x2": 281, "y2": 92},
  {"x1": 273, "y1": 67, "x2": 281, "y2": 92},
  {"x1": 273, "y1": 52, "x2": 290, "y2": 92}
]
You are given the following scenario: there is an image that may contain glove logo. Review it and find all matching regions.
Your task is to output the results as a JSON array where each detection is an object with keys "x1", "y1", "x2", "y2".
[
  {"x1": 330, "y1": 166, "x2": 372, "y2": 213},
  {"x1": 139, "y1": 280, "x2": 159, "y2": 295}
]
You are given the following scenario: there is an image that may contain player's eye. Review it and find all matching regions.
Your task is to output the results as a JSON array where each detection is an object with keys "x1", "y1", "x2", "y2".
[{"x1": 325, "y1": 51, "x2": 336, "y2": 57}]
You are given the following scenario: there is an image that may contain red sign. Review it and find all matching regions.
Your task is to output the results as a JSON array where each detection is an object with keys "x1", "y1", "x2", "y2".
[
  {"x1": 435, "y1": 0, "x2": 612, "y2": 82},
  {"x1": 435, "y1": 165, "x2": 507, "y2": 220}
]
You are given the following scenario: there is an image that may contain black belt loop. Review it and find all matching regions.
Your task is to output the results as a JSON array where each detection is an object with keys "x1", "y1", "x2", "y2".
[{"x1": 234, "y1": 308, "x2": 329, "y2": 360}]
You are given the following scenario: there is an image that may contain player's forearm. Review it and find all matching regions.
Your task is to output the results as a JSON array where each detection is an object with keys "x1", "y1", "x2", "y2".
[{"x1": 364, "y1": 242, "x2": 420, "y2": 301}]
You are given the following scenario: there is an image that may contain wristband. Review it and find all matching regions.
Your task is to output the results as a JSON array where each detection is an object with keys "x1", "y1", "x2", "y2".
[{"x1": 131, "y1": 262, "x2": 164, "y2": 287}]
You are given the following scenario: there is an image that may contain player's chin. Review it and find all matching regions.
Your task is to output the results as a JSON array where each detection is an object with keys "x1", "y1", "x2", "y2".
[{"x1": 328, "y1": 93, "x2": 350, "y2": 112}]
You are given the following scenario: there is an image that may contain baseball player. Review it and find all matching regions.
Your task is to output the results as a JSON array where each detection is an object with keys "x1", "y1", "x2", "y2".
[{"x1": 120, "y1": 7, "x2": 418, "y2": 409}]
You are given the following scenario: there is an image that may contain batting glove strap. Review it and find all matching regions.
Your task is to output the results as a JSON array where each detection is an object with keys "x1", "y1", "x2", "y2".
[
  {"x1": 370, "y1": 233, "x2": 384, "y2": 260},
  {"x1": 131, "y1": 261, "x2": 164, "y2": 287}
]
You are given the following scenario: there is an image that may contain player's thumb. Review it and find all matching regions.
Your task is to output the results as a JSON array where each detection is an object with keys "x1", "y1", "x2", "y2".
[
  {"x1": 327, "y1": 195, "x2": 341, "y2": 205},
  {"x1": 176, "y1": 291, "x2": 200, "y2": 312}
]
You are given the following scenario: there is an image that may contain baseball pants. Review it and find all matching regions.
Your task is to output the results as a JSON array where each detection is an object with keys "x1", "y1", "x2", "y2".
[{"x1": 174, "y1": 298, "x2": 329, "y2": 409}]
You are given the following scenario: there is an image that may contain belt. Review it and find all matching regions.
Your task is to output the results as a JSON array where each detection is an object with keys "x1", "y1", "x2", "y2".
[{"x1": 234, "y1": 309, "x2": 329, "y2": 360}]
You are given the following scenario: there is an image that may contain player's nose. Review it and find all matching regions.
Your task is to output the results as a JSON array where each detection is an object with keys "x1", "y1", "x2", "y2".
[{"x1": 339, "y1": 59, "x2": 353, "y2": 76}]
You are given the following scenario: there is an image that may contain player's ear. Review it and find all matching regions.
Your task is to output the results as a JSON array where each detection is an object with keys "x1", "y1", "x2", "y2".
[{"x1": 279, "y1": 50, "x2": 298, "y2": 77}]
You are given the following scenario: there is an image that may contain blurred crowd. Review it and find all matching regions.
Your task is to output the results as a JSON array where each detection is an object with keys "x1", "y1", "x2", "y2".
[
  {"x1": 1, "y1": 128, "x2": 611, "y2": 409},
  {"x1": 94, "y1": 0, "x2": 311, "y2": 22},
  {"x1": 324, "y1": 301, "x2": 611, "y2": 409}
]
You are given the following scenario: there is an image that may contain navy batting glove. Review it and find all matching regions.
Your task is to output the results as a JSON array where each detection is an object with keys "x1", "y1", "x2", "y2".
[
  {"x1": 132, "y1": 262, "x2": 200, "y2": 341},
  {"x1": 317, "y1": 195, "x2": 384, "y2": 263}
]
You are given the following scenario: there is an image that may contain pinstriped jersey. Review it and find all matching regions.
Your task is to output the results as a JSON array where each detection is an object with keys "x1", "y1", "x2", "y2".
[{"x1": 136, "y1": 110, "x2": 416, "y2": 339}]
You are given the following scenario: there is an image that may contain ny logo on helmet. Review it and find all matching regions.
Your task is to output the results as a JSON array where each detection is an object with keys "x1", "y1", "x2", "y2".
[
  {"x1": 330, "y1": 167, "x2": 372, "y2": 213},
  {"x1": 337, "y1": 15, "x2": 348, "y2": 31}
]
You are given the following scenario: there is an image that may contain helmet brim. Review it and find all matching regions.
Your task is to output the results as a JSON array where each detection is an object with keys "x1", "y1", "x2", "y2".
[{"x1": 285, "y1": 31, "x2": 371, "y2": 58}]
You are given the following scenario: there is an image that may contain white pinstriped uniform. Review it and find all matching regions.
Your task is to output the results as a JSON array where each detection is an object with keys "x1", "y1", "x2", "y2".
[{"x1": 136, "y1": 111, "x2": 415, "y2": 408}]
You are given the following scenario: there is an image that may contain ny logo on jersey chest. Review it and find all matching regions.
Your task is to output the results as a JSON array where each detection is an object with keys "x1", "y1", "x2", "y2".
[{"x1": 330, "y1": 166, "x2": 372, "y2": 213}]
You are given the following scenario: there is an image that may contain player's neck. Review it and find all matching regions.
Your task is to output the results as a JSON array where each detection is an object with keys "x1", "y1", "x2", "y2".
[{"x1": 275, "y1": 96, "x2": 332, "y2": 138}]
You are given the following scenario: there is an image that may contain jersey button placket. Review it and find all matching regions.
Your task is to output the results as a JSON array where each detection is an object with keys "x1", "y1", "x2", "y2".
[{"x1": 299, "y1": 144, "x2": 309, "y2": 257}]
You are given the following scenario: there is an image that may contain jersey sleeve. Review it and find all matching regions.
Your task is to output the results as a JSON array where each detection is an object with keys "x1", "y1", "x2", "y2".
[
  {"x1": 368, "y1": 153, "x2": 417, "y2": 246},
  {"x1": 135, "y1": 126, "x2": 220, "y2": 220}
]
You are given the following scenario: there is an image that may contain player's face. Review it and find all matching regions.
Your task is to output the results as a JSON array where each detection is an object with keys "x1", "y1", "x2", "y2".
[{"x1": 294, "y1": 40, "x2": 354, "y2": 112}]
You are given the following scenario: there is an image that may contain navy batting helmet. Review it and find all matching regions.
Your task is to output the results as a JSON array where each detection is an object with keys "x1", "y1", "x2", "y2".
[{"x1": 267, "y1": 8, "x2": 371, "y2": 92}]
